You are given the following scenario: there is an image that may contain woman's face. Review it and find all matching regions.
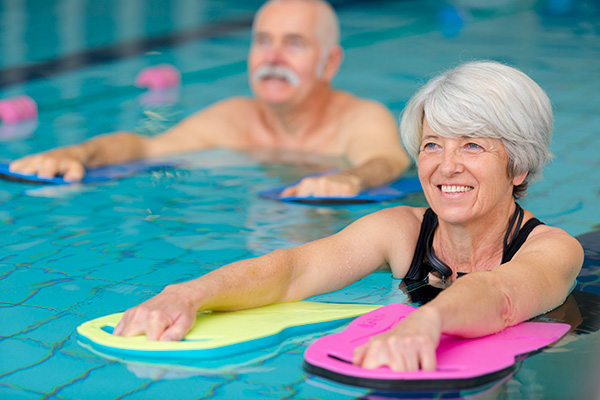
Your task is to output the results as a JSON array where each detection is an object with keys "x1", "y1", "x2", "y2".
[{"x1": 417, "y1": 118, "x2": 526, "y2": 225}]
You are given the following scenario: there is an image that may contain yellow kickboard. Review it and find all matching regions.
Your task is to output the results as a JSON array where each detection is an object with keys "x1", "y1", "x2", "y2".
[{"x1": 77, "y1": 301, "x2": 380, "y2": 359}]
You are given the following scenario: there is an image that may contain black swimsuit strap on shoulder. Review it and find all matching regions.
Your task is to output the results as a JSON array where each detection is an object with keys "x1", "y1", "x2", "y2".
[
  {"x1": 502, "y1": 214, "x2": 545, "y2": 263},
  {"x1": 404, "y1": 208, "x2": 438, "y2": 282},
  {"x1": 503, "y1": 203, "x2": 524, "y2": 259},
  {"x1": 424, "y1": 218, "x2": 452, "y2": 282},
  {"x1": 404, "y1": 203, "x2": 545, "y2": 283}
]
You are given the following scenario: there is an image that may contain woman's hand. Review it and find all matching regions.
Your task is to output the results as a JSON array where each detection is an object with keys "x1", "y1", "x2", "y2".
[
  {"x1": 353, "y1": 307, "x2": 442, "y2": 371},
  {"x1": 113, "y1": 283, "x2": 199, "y2": 341}
]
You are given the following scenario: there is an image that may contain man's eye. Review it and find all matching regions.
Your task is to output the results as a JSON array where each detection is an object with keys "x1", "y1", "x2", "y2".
[
  {"x1": 254, "y1": 36, "x2": 270, "y2": 46},
  {"x1": 287, "y1": 38, "x2": 304, "y2": 48}
]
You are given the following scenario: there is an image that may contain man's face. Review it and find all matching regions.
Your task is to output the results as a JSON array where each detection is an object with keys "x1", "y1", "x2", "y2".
[{"x1": 248, "y1": 1, "x2": 326, "y2": 107}]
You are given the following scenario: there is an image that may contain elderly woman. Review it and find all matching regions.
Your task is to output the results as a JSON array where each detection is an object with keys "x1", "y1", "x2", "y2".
[{"x1": 114, "y1": 61, "x2": 583, "y2": 371}]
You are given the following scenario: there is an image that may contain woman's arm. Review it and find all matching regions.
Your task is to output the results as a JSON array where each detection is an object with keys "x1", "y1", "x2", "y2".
[
  {"x1": 114, "y1": 206, "x2": 421, "y2": 341},
  {"x1": 354, "y1": 225, "x2": 583, "y2": 371}
]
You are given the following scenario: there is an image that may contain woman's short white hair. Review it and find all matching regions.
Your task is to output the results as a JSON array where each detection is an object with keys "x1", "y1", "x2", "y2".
[{"x1": 400, "y1": 61, "x2": 553, "y2": 199}]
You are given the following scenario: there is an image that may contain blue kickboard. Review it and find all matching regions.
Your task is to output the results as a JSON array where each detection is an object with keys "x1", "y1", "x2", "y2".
[
  {"x1": 0, "y1": 160, "x2": 177, "y2": 185},
  {"x1": 259, "y1": 176, "x2": 422, "y2": 204}
]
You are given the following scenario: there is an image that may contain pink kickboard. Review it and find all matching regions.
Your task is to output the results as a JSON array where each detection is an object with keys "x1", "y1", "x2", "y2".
[
  {"x1": 303, "y1": 304, "x2": 570, "y2": 390},
  {"x1": 0, "y1": 95, "x2": 38, "y2": 124},
  {"x1": 135, "y1": 64, "x2": 181, "y2": 90}
]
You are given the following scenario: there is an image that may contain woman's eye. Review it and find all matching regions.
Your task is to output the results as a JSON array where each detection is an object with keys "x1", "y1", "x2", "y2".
[
  {"x1": 465, "y1": 142, "x2": 483, "y2": 151},
  {"x1": 422, "y1": 142, "x2": 439, "y2": 151}
]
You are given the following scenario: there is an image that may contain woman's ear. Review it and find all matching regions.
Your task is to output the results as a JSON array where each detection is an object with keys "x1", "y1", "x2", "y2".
[{"x1": 512, "y1": 171, "x2": 528, "y2": 186}]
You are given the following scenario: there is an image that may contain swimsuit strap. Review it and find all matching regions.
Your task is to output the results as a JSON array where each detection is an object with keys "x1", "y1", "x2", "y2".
[
  {"x1": 404, "y1": 208, "x2": 438, "y2": 282},
  {"x1": 503, "y1": 203, "x2": 524, "y2": 258},
  {"x1": 406, "y1": 203, "x2": 541, "y2": 283},
  {"x1": 501, "y1": 216, "x2": 545, "y2": 263},
  {"x1": 424, "y1": 217, "x2": 452, "y2": 282}
]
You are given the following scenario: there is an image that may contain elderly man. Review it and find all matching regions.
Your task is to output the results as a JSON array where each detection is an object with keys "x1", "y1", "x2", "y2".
[{"x1": 10, "y1": 0, "x2": 409, "y2": 196}]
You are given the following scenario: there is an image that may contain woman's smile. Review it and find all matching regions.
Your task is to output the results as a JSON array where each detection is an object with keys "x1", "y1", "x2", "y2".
[{"x1": 439, "y1": 185, "x2": 474, "y2": 194}]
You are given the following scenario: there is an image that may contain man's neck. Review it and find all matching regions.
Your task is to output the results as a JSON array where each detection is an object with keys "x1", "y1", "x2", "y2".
[{"x1": 258, "y1": 85, "x2": 335, "y2": 140}]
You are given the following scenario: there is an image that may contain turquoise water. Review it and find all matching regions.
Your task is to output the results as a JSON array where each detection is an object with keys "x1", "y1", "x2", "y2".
[{"x1": 1, "y1": 0, "x2": 599, "y2": 399}]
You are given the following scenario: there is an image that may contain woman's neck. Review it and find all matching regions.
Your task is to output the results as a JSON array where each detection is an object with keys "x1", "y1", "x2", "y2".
[{"x1": 433, "y1": 201, "x2": 520, "y2": 275}]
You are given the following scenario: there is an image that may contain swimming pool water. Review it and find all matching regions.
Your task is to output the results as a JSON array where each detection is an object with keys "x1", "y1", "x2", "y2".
[{"x1": 1, "y1": 0, "x2": 599, "y2": 399}]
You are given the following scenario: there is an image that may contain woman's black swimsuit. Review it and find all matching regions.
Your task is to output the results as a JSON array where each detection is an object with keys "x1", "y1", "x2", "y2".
[{"x1": 404, "y1": 204, "x2": 545, "y2": 283}]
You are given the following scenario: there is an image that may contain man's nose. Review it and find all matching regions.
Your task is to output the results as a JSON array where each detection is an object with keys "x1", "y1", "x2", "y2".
[{"x1": 266, "y1": 43, "x2": 284, "y2": 64}]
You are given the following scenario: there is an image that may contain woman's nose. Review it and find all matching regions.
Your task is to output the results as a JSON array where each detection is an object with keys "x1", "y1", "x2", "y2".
[{"x1": 439, "y1": 150, "x2": 464, "y2": 176}]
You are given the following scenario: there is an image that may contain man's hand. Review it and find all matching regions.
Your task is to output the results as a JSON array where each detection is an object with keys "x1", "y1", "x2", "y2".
[
  {"x1": 10, "y1": 150, "x2": 86, "y2": 181},
  {"x1": 113, "y1": 283, "x2": 199, "y2": 341},
  {"x1": 353, "y1": 307, "x2": 442, "y2": 371},
  {"x1": 281, "y1": 172, "x2": 362, "y2": 197}
]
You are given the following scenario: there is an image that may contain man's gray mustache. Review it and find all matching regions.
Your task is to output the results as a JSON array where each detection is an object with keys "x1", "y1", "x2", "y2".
[{"x1": 252, "y1": 65, "x2": 301, "y2": 87}]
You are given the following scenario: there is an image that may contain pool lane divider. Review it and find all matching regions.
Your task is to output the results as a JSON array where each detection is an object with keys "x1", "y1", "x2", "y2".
[
  {"x1": 0, "y1": 17, "x2": 254, "y2": 90},
  {"x1": 0, "y1": 0, "x2": 436, "y2": 91}
]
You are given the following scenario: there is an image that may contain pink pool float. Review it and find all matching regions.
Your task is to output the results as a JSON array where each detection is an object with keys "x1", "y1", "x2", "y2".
[
  {"x1": 303, "y1": 303, "x2": 570, "y2": 391},
  {"x1": 0, "y1": 95, "x2": 38, "y2": 124},
  {"x1": 135, "y1": 64, "x2": 181, "y2": 90}
]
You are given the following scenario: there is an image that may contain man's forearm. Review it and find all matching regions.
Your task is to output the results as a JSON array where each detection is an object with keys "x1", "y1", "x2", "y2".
[
  {"x1": 344, "y1": 156, "x2": 407, "y2": 190},
  {"x1": 77, "y1": 132, "x2": 147, "y2": 167}
]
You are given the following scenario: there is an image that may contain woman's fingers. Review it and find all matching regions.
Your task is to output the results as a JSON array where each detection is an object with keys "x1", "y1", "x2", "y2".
[
  {"x1": 112, "y1": 285, "x2": 197, "y2": 341},
  {"x1": 418, "y1": 344, "x2": 437, "y2": 371},
  {"x1": 145, "y1": 309, "x2": 176, "y2": 341},
  {"x1": 355, "y1": 336, "x2": 437, "y2": 371},
  {"x1": 159, "y1": 313, "x2": 196, "y2": 341},
  {"x1": 353, "y1": 309, "x2": 441, "y2": 371},
  {"x1": 113, "y1": 307, "x2": 150, "y2": 337},
  {"x1": 113, "y1": 306, "x2": 187, "y2": 341}
]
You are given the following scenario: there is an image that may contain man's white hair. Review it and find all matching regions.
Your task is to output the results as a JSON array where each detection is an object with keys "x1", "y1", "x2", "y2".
[
  {"x1": 253, "y1": 0, "x2": 340, "y2": 72},
  {"x1": 400, "y1": 61, "x2": 553, "y2": 199}
]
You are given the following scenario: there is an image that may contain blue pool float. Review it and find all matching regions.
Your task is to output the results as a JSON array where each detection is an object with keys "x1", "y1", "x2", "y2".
[
  {"x1": 0, "y1": 159, "x2": 177, "y2": 185},
  {"x1": 259, "y1": 175, "x2": 422, "y2": 204}
]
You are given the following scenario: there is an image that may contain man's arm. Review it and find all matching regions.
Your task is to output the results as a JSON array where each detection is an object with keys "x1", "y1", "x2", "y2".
[
  {"x1": 9, "y1": 98, "x2": 245, "y2": 180},
  {"x1": 341, "y1": 101, "x2": 410, "y2": 188},
  {"x1": 8, "y1": 132, "x2": 149, "y2": 181},
  {"x1": 282, "y1": 100, "x2": 410, "y2": 196}
]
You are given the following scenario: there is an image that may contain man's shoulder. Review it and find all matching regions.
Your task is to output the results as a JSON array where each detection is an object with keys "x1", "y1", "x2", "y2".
[
  {"x1": 211, "y1": 96, "x2": 258, "y2": 113},
  {"x1": 331, "y1": 91, "x2": 397, "y2": 131},
  {"x1": 333, "y1": 91, "x2": 393, "y2": 118}
]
